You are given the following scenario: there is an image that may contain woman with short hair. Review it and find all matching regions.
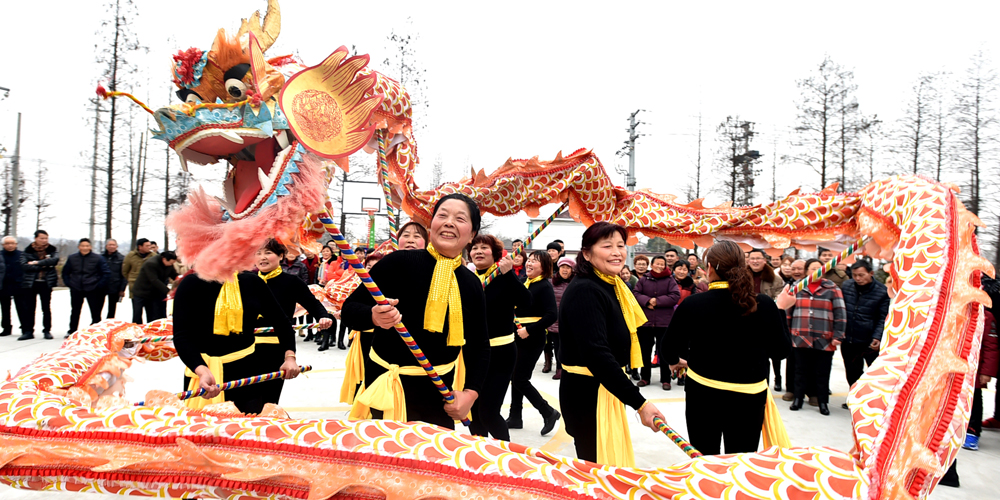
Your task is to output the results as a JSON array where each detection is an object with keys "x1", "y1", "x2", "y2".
[
  {"x1": 507, "y1": 250, "x2": 561, "y2": 435},
  {"x1": 341, "y1": 193, "x2": 489, "y2": 427},
  {"x1": 558, "y1": 222, "x2": 665, "y2": 466}
]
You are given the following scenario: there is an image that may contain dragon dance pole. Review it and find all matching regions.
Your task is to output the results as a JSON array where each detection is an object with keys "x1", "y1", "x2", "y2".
[
  {"x1": 367, "y1": 209, "x2": 376, "y2": 249},
  {"x1": 123, "y1": 323, "x2": 327, "y2": 346},
  {"x1": 133, "y1": 365, "x2": 313, "y2": 406},
  {"x1": 377, "y1": 131, "x2": 398, "y2": 249},
  {"x1": 792, "y1": 236, "x2": 869, "y2": 294},
  {"x1": 482, "y1": 200, "x2": 570, "y2": 287},
  {"x1": 652, "y1": 416, "x2": 702, "y2": 458},
  {"x1": 319, "y1": 209, "x2": 471, "y2": 426}
]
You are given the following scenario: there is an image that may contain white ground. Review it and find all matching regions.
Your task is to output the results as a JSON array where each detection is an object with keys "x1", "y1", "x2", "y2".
[{"x1": 0, "y1": 288, "x2": 995, "y2": 499}]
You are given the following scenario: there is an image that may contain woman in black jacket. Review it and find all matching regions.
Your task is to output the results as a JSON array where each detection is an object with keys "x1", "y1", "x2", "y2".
[
  {"x1": 507, "y1": 250, "x2": 561, "y2": 435},
  {"x1": 341, "y1": 193, "x2": 489, "y2": 428},
  {"x1": 558, "y1": 222, "x2": 664, "y2": 466},
  {"x1": 468, "y1": 234, "x2": 530, "y2": 441},
  {"x1": 665, "y1": 240, "x2": 793, "y2": 455},
  {"x1": 253, "y1": 239, "x2": 334, "y2": 405}
]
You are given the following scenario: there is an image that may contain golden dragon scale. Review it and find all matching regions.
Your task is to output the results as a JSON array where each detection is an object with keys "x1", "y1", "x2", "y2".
[{"x1": 1, "y1": 171, "x2": 991, "y2": 500}]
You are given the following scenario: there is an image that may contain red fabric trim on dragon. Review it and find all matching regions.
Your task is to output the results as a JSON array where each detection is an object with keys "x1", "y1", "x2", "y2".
[
  {"x1": 0, "y1": 425, "x2": 595, "y2": 500},
  {"x1": 168, "y1": 120, "x2": 247, "y2": 149}
]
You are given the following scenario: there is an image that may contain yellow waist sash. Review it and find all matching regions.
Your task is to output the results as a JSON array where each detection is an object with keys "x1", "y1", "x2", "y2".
[
  {"x1": 685, "y1": 368, "x2": 791, "y2": 449},
  {"x1": 490, "y1": 334, "x2": 515, "y2": 347},
  {"x1": 516, "y1": 317, "x2": 542, "y2": 323},
  {"x1": 349, "y1": 347, "x2": 458, "y2": 422},
  {"x1": 561, "y1": 364, "x2": 635, "y2": 468},
  {"x1": 339, "y1": 330, "x2": 367, "y2": 404},
  {"x1": 254, "y1": 336, "x2": 280, "y2": 344},
  {"x1": 182, "y1": 344, "x2": 256, "y2": 410}
]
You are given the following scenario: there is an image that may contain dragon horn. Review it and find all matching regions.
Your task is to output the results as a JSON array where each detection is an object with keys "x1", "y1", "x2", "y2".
[{"x1": 237, "y1": 0, "x2": 281, "y2": 52}]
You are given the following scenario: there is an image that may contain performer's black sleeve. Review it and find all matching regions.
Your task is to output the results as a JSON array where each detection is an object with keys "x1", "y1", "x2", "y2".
[
  {"x1": 561, "y1": 283, "x2": 645, "y2": 410},
  {"x1": 458, "y1": 271, "x2": 491, "y2": 393},
  {"x1": 342, "y1": 273, "x2": 377, "y2": 332},
  {"x1": 171, "y1": 277, "x2": 211, "y2": 373},
  {"x1": 524, "y1": 281, "x2": 557, "y2": 335}
]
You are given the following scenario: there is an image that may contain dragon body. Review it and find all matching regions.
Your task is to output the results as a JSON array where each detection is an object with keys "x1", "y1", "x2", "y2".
[{"x1": 3, "y1": 1, "x2": 991, "y2": 498}]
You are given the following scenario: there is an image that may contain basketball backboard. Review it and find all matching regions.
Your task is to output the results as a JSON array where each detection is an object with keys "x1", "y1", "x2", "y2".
[{"x1": 339, "y1": 180, "x2": 387, "y2": 215}]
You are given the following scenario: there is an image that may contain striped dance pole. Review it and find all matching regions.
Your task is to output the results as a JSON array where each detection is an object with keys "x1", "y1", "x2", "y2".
[
  {"x1": 123, "y1": 323, "x2": 329, "y2": 347},
  {"x1": 652, "y1": 416, "x2": 702, "y2": 458},
  {"x1": 482, "y1": 200, "x2": 569, "y2": 287},
  {"x1": 134, "y1": 365, "x2": 313, "y2": 406},
  {"x1": 318, "y1": 209, "x2": 471, "y2": 426},
  {"x1": 377, "y1": 131, "x2": 398, "y2": 249},
  {"x1": 792, "y1": 236, "x2": 869, "y2": 294}
]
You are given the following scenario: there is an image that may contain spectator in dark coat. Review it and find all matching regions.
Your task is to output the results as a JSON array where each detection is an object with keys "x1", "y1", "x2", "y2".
[
  {"x1": 62, "y1": 238, "x2": 111, "y2": 336},
  {"x1": 20, "y1": 230, "x2": 59, "y2": 340},
  {"x1": 786, "y1": 259, "x2": 846, "y2": 415},
  {"x1": 102, "y1": 239, "x2": 128, "y2": 319},
  {"x1": 281, "y1": 254, "x2": 310, "y2": 285},
  {"x1": 632, "y1": 255, "x2": 681, "y2": 389},
  {"x1": 132, "y1": 251, "x2": 178, "y2": 323},
  {"x1": 1, "y1": 236, "x2": 26, "y2": 337},
  {"x1": 839, "y1": 260, "x2": 890, "y2": 400}
]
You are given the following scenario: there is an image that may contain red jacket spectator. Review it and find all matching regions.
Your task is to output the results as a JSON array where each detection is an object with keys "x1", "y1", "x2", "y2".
[{"x1": 979, "y1": 310, "x2": 999, "y2": 384}]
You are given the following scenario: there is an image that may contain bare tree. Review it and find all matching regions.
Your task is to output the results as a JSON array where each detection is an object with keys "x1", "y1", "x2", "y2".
[
  {"x1": 835, "y1": 70, "x2": 860, "y2": 191},
  {"x1": 431, "y1": 154, "x2": 444, "y2": 187},
  {"x1": 897, "y1": 74, "x2": 934, "y2": 175},
  {"x1": 786, "y1": 56, "x2": 857, "y2": 190},
  {"x1": 952, "y1": 50, "x2": 997, "y2": 218},
  {"x1": 926, "y1": 73, "x2": 953, "y2": 182},
  {"x1": 853, "y1": 115, "x2": 884, "y2": 186},
  {"x1": 715, "y1": 116, "x2": 760, "y2": 206},
  {"x1": 0, "y1": 160, "x2": 28, "y2": 236},
  {"x1": 96, "y1": 0, "x2": 143, "y2": 241},
  {"x1": 382, "y1": 17, "x2": 430, "y2": 135},
  {"x1": 128, "y1": 132, "x2": 149, "y2": 247},
  {"x1": 32, "y1": 160, "x2": 51, "y2": 230}
]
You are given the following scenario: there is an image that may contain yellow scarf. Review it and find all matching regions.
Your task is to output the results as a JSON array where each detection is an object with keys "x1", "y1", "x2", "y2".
[
  {"x1": 686, "y1": 368, "x2": 791, "y2": 449},
  {"x1": 339, "y1": 330, "x2": 365, "y2": 404},
  {"x1": 593, "y1": 269, "x2": 646, "y2": 368},
  {"x1": 709, "y1": 281, "x2": 729, "y2": 290},
  {"x1": 258, "y1": 267, "x2": 282, "y2": 283},
  {"x1": 476, "y1": 264, "x2": 498, "y2": 284},
  {"x1": 424, "y1": 243, "x2": 464, "y2": 346},
  {"x1": 524, "y1": 275, "x2": 542, "y2": 289},
  {"x1": 561, "y1": 364, "x2": 635, "y2": 467},
  {"x1": 213, "y1": 273, "x2": 243, "y2": 336}
]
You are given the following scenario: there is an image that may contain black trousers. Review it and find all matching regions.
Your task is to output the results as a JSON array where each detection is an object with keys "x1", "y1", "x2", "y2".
[
  {"x1": 1, "y1": 291, "x2": 30, "y2": 334},
  {"x1": 685, "y1": 378, "x2": 767, "y2": 455},
  {"x1": 510, "y1": 329, "x2": 555, "y2": 418},
  {"x1": 548, "y1": 330, "x2": 562, "y2": 371},
  {"x1": 106, "y1": 289, "x2": 123, "y2": 319},
  {"x1": 841, "y1": 341, "x2": 879, "y2": 388},
  {"x1": 134, "y1": 296, "x2": 166, "y2": 323},
  {"x1": 637, "y1": 326, "x2": 667, "y2": 382},
  {"x1": 23, "y1": 281, "x2": 53, "y2": 334},
  {"x1": 253, "y1": 341, "x2": 286, "y2": 406},
  {"x1": 182, "y1": 354, "x2": 264, "y2": 415},
  {"x1": 971, "y1": 386, "x2": 983, "y2": 436},
  {"x1": 69, "y1": 289, "x2": 106, "y2": 333},
  {"x1": 470, "y1": 342, "x2": 516, "y2": 441},
  {"x1": 559, "y1": 371, "x2": 601, "y2": 462},
  {"x1": 793, "y1": 348, "x2": 834, "y2": 404}
]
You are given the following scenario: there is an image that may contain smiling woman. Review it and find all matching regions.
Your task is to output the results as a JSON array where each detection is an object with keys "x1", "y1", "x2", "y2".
[{"x1": 341, "y1": 193, "x2": 491, "y2": 429}]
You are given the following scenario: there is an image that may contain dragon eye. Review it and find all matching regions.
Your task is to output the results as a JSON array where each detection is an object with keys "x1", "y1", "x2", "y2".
[
  {"x1": 226, "y1": 79, "x2": 247, "y2": 99},
  {"x1": 184, "y1": 93, "x2": 201, "y2": 104}
]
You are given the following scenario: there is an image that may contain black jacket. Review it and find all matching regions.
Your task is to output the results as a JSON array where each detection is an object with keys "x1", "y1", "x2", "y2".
[
  {"x1": 22, "y1": 244, "x2": 59, "y2": 288},
  {"x1": 61, "y1": 251, "x2": 110, "y2": 292},
  {"x1": 102, "y1": 250, "x2": 127, "y2": 293},
  {"x1": 132, "y1": 256, "x2": 177, "y2": 300},
  {"x1": 2, "y1": 250, "x2": 21, "y2": 292},
  {"x1": 840, "y1": 278, "x2": 890, "y2": 344}
]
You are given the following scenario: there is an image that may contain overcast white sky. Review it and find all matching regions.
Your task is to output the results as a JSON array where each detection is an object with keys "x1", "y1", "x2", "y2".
[{"x1": 1, "y1": 0, "x2": 997, "y2": 248}]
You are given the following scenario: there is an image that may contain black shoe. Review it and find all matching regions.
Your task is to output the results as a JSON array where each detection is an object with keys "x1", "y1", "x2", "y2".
[
  {"x1": 541, "y1": 410, "x2": 561, "y2": 436},
  {"x1": 774, "y1": 376, "x2": 782, "y2": 392},
  {"x1": 630, "y1": 369, "x2": 640, "y2": 381},
  {"x1": 0, "y1": 330, "x2": 11, "y2": 337},
  {"x1": 505, "y1": 416, "x2": 523, "y2": 429},
  {"x1": 790, "y1": 398, "x2": 803, "y2": 411},
  {"x1": 819, "y1": 403, "x2": 830, "y2": 415},
  {"x1": 43, "y1": 332, "x2": 53, "y2": 340},
  {"x1": 842, "y1": 403, "x2": 849, "y2": 410},
  {"x1": 64, "y1": 333, "x2": 71, "y2": 339},
  {"x1": 317, "y1": 344, "x2": 329, "y2": 351},
  {"x1": 338, "y1": 341, "x2": 347, "y2": 350},
  {"x1": 17, "y1": 333, "x2": 33, "y2": 341},
  {"x1": 304, "y1": 332, "x2": 314, "y2": 342},
  {"x1": 676, "y1": 376, "x2": 685, "y2": 386}
]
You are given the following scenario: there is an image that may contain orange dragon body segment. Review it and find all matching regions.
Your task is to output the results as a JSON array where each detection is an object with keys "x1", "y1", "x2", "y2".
[{"x1": 0, "y1": 175, "x2": 990, "y2": 500}]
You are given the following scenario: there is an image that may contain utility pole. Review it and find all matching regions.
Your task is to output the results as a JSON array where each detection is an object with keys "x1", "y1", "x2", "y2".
[
  {"x1": 617, "y1": 109, "x2": 646, "y2": 263},
  {"x1": 89, "y1": 99, "x2": 106, "y2": 243},
  {"x1": 11, "y1": 112, "x2": 21, "y2": 238}
]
